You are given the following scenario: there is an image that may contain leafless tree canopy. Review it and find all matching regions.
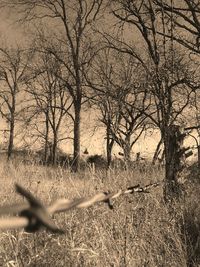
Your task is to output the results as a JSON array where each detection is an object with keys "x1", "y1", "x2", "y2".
[{"x1": 0, "y1": 0, "x2": 199, "y2": 198}]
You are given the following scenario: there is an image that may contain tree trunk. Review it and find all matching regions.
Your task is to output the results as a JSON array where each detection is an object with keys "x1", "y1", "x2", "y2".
[
  {"x1": 107, "y1": 139, "x2": 114, "y2": 169},
  {"x1": 123, "y1": 146, "x2": 131, "y2": 162},
  {"x1": 72, "y1": 103, "x2": 81, "y2": 172},
  {"x1": 123, "y1": 138, "x2": 131, "y2": 169},
  {"x1": 198, "y1": 144, "x2": 200, "y2": 169},
  {"x1": 52, "y1": 130, "x2": 58, "y2": 166},
  {"x1": 152, "y1": 137, "x2": 163, "y2": 165},
  {"x1": 163, "y1": 125, "x2": 185, "y2": 202},
  {"x1": 7, "y1": 115, "x2": 15, "y2": 160},
  {"x1": 123, "y1": 136, "x2": 131, "y2": 163},
  {"x1": 44, "y1": 112, "x2": 49, "y2": 164},
  {"x1": 106, "y1": 123, "x2": 114, "y2": 169}
]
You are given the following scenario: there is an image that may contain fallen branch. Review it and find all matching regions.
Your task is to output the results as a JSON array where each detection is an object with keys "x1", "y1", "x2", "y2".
[{"x1": 0, "y1": 182, "x2": 161, "y2": 233}]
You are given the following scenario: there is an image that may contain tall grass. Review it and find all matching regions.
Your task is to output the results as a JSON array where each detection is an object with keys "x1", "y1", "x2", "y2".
[{"x1": 0, "y1": 158, "x2": 199, "y2": 266}]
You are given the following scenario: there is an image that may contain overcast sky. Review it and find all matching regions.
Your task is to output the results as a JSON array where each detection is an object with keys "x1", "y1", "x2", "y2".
[{"x1": 0, "y1": 7, "x2": 26, "y2": 46}]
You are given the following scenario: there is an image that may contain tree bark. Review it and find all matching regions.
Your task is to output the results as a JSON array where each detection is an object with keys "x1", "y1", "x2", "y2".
[
  {"x1": 107, "y1": 139, "x2": 114, "y2": 169},
  {"x1": 72, "y1": 103, "x2": 81, "y2": 172},
  {"x1": 106, "y1": 121, "x2": 114, "y2": 169},
  {"x1": 7, "y1": 115, "x2": 15, "y2": 160},
  {"x1": 152, "y1": 137, "x2": 163, "y2": 165},
  {"x1": 123, "y1": 136, "x2": 131, "y2": 163},
  {"x1": 52, "y1": 130, "x2": 57, "y2": 166},
  {"x1": 197, "y1": 144, "x2": 200, "y2": 169},
  {"x1": 44, "y1": 112, "x2": 49, "y2": 164},
  {"x1": 163, "y1": 125, "x2": 185, "y2": 202}
]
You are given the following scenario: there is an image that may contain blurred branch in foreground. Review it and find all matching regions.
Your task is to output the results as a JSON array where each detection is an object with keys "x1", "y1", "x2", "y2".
[{"x1": 0, "y1": 182, "x2": 161, "y2": 233}]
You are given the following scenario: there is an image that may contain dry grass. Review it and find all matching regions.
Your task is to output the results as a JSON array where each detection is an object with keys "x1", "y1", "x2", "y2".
[{"x1": 0, "y1": 158, "x2": 199, "y2": 266}]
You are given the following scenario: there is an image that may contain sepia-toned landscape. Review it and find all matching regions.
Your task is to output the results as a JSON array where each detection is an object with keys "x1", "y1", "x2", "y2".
[{"x1": 0, "y1": 1, "x2": 200, "y2": 266}]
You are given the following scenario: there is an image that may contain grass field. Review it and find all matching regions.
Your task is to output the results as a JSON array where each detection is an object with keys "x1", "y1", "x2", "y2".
[{"x1": 0, "y1": 159, "x2": 199, "y2": 267}]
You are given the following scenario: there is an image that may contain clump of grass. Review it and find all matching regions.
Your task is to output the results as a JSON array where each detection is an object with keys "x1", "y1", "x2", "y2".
[{"x1": 0, "y1": 159, "x2": 198, "y2": 266}]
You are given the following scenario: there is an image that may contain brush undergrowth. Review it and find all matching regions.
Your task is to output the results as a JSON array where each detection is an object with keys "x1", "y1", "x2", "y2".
[{"x1": 0, "y1": 158, "x2": 199, "y2": 267}]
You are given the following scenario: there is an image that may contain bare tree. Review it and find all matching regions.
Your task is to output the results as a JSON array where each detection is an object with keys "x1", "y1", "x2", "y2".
[
  {"x1": 25, "y1": 52, "x2": 73, "y2": 165},
  {"x1": 110, "y1": 0, "x2": 198, "y2": 199},
  {"x1": 0, "y1": 46, "x2": 32, "y2": 159},
  {"x1": 154, "y1": 0, "x2": 200, "y2": 54},
  {"x1": 87, "y1": 48, "x2": 148, "y2": 166},
  {"x1": 4, "y1": 0, "x2": 106, "y2": 171},
  {"x1": 153, "y1": 0, "x2": 200, "y2": 168}
]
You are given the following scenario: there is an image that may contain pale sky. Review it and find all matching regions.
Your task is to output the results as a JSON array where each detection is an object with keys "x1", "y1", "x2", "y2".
[{"x1": 0, "y1": 7, "x2": 30, "y2": 47}]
